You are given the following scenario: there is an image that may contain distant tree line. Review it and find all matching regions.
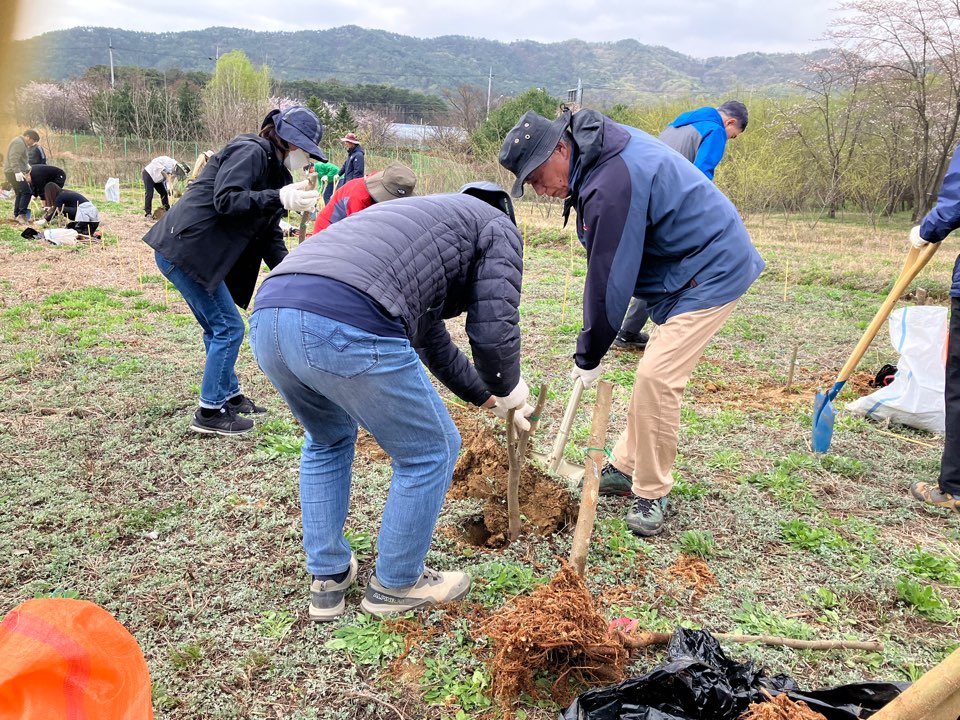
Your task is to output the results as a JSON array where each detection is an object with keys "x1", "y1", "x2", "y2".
[{"x1": 11, "y1": 59, "x2": 449, "y2": 142}]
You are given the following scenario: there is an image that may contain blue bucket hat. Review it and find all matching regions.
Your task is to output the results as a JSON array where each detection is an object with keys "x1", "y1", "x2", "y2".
[{"x1": 273, "y1": 106, "x2": 327, "y2": 162}]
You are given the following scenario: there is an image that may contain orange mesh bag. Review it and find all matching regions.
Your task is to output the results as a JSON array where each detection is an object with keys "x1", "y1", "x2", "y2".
[{"x1": 0, "y1": 598, "x2": 153, "y2": 719}]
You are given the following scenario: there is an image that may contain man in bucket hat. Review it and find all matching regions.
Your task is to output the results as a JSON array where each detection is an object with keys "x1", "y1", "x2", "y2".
[
  {"x1": 336, "y1": 131, "x2": 365, "y2": 188},
  {"x1": 144, "y1": 105, "x2": 325, "y2": 436},
  {"x1": 311, "y1": 162, "x2": 417, "y2": 234},
  {"x1": 500, "y1": 107, "x2": 764, "y2": 537}
]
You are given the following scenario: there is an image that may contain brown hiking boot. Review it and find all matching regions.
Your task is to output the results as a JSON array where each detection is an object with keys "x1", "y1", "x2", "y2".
[
  {"x1": 359, "y1": 567, "x2": 470, "y2": 617},
  {"x1": 910, "y1": 481, "x2": 960, "y2": 513}
]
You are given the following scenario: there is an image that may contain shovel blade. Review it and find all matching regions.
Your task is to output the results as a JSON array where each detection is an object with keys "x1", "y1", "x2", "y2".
[{"x1": 811, "y1": 388, "x2": 836, "y2": 453}]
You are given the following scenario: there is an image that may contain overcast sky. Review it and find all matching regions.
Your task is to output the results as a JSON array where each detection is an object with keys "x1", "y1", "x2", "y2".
[{"x1": 17, "y1": 0, "x2": 841, "y2": 57}]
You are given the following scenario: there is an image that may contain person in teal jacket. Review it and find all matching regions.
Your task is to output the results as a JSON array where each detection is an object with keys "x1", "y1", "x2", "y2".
[
  {"x1": 314, "y1": 160, "x2": 340, "y2": 205},
  {"x1": 614, "y1": 100, "x2": 749, "y2": 352}
]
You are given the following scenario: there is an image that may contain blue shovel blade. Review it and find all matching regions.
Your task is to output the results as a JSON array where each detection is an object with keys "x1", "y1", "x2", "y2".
[{"x1": 811, "y1": 382, "x2": 843, "y2": 453}]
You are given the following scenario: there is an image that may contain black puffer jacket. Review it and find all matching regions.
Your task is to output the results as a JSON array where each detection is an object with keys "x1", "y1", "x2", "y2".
[
  {"x1": 143, "y1": 135, "x2": 290, "y2": 309},
  {"x1": 264, "y1": 193, "x2": 523, "y2": 404}
]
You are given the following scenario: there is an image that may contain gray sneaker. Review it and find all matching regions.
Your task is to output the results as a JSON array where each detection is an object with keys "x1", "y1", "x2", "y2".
[
  {"x1": 626, "y1": 496, "x2": 669, "y2": 536},
  {"x1": 360, "y1": 566, "x2": 470, "y2": 617},
  {"x1": 309, "y1": 554, "x2": 358, "y2": 622},
  {"x1": 599, "y1": 463, "x2": 635, "y2": 497}
]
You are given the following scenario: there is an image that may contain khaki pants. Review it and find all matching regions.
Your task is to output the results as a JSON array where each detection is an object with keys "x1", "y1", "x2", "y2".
[{"x1": 611, "y1": 299, "x2": 739, "y2": 499}]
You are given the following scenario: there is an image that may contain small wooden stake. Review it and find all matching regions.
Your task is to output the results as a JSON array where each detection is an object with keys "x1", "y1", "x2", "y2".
[
  {"x1": 505, "y1": 384, "x2": 550, "y2": 545},
  {"x1": 569, "y1": 380, "x2": 614, "y2": 575},
  {"x1": 785, "y1": 343, "x2": 799, "y2": 392}
]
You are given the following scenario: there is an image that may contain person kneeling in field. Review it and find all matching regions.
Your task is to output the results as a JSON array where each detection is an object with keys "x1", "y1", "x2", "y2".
[
  {"x1": 248, "y1": 182, "x2": 533, "y2": 620},
  {"x1": 500, "y1": 107, "x2": 764, "y2": 537},
  {"x1": 143, "y1": 105, "x2": 324, "y2": 436},
  {"x1": 42, "y1": 183, "x2": 101, "y2": 236}
]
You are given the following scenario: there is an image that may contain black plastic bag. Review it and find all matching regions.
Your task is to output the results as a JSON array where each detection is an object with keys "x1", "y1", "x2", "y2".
[{"x1": 561, "y1": 629, "x2": 905, "y2": 720}]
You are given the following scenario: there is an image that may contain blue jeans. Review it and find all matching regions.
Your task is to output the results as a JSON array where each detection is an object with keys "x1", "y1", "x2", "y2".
[
  {"x1": 249, "y1": 307, "x2": 461, "y2": 587},
  {"x1": 154, "y1": 250, "x2": 244, "y2": 408}
]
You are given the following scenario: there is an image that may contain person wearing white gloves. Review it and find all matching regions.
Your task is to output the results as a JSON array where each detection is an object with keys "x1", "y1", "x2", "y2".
[
  {"x1": 500, "y1": 108, "x2": 764, "y2": 537},
  {"x1": 248, "y1": 183, "x2": 528, "y2": 620},
  {"x1": 143, "y1": 105, "x2": 325, "y2": 435},
  {"x1": 909, "y1": 146, "x2": 960, "y2": 514}
]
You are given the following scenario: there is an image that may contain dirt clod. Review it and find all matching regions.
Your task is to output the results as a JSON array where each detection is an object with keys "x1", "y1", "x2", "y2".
[
  {"x1": 482, "y1": 560, "x2": 628, "y2": 706},
  {"x1": 448, "y1": 415, "x2": 577, "y2": 547}
]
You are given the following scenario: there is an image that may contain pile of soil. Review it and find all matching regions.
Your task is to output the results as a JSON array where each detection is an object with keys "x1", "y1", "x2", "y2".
[
  {"x1": 448, "y1": 415, "x2": 577, "y2": 547},
  {"x1": 740, "y1": 693, "x2": 828, "y2": 719},
  {"x1": 667, "y1": 553, "x2": 717, "y2": 600},
  {"x1": 481, "y1": 561, "x2": 628, "y2": 706}
]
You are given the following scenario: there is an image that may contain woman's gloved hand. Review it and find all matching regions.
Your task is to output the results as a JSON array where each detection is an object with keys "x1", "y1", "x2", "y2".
[{"x1": 279, "y1": 180, "x2": 319, "y2": 212}]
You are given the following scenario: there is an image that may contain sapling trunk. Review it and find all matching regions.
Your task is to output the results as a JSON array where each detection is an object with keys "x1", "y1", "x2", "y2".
[{"x1": 569, "y1": 380, "x2": 613, "y2": 575}]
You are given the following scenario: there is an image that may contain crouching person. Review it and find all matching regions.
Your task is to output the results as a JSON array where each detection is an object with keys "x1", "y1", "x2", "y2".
[
  {"x1": 42, "y1": 183, "x2": 100, "y2": 236},
  {"x1": 248, "y1": 182, "x2": 532, "y2": 620}
]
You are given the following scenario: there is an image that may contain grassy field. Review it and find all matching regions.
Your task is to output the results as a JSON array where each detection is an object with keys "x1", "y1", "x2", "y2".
[{"x1": 1, "y1": 188, "x2": 958, "y2": 719}]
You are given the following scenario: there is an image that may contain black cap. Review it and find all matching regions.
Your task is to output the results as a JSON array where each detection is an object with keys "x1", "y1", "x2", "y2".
[
  {"x1": 498, "y1": 109, "x2": 570, "y2": 198},
  {"x1": 458, "y1": 181, "x2": 516, "y2": 225}
]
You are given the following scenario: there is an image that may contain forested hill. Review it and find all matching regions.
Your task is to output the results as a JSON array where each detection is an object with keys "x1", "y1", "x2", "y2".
[{"x1": 16, "y1": 26, "x2": 824, "y2": 102}]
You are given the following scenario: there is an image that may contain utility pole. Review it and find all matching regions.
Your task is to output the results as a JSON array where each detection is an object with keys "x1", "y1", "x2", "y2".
[
  {"x1": 108, "y1": 37, "x2": 115, "y2": 88},
  {"x1": 486, "y1": 67, "x2": 493, "y2": 119}
]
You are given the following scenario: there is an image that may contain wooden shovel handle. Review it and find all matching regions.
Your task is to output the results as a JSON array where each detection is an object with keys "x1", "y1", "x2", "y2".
[
  {"x1": 837, "y1": 242, "x2": 938, "y2": 383},
  {"x1": 547, "y1": 377, "x2": 585, "y2": 473}
]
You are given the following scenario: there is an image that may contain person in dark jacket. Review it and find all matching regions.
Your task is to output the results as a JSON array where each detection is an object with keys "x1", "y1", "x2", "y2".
[
  {"x1": 248, "y1": 184, "x2": 532, "y2": 621},
  {"x1": 336, "y1": 132, "x2": 364, "y2": 188},
  {"x1": 25, "y1": 164, "x2": 66, "y2": 199},
  {"x1": 501, "y1": 107, "x2": 764, "y2": 537},
  {"x1": 143, "y1": 105, "x2": 324, "y2": 436},
  {"x1": 42, "y1": 183, "x2": 100, "y2": 236},
  {"x1": 4, "y1": 129, "x2": 39, "y2": 221},
  {"x1": 613, "y1": 100, "x2": 749, "y2": 352},
  {"x1": 910, "y1": 146, "x2": 960, "y2": 514},
  {"x1": 28, "y1": 140, "x2": 47, "y2": 166}
]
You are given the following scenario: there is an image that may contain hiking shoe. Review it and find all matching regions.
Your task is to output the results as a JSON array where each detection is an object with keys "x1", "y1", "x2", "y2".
[
  {"x1": 189, "y1": 405, "x2": 254, "y2": 436},
  {"x1": 360, "y1": 567, "x2": 471, "y2": 617},
  {"x1": 228, "y1": 394, "x2": 268, "y2": 416},
  {"x1": 910, "y1": 481, "x2": 960, "y2": 513},
  {"x1": 599, "y1": 462, "x2": 635, "y2": 497},
  {"x1": 309, "y1": 554, "x2": 358, "y2": 622},
  {"x1": 612, "y1": 331, "x2": 649, "y2": 352},
  {"x1": 626, "y1": 495, "x2": 669, "y2": 536}
]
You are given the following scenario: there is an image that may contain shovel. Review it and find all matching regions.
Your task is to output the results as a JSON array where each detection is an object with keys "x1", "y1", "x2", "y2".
[
  {"x1": 297, "y1": 170, "x2": 318, "y2": 244},
  {"x1": 531, "y1": 377, "x2": 586, "y2": 482},
  {"x1": 812, "y1": 242, "x2": 939, "y2": 453}
]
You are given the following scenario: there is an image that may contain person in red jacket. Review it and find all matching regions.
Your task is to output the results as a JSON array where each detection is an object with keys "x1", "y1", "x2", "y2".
[{"x1": 311, "y1": 162, "x2": 416, "y2": 234}]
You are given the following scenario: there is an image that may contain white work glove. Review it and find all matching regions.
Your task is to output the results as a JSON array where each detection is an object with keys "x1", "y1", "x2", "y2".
[
  {"x1": 14, "y1": 172, "x2": 24, "y2": 182},
  {"x1": 570, "y1": 362, "x2": 604, "y2": 389},
  {"x1": 490, "y1": 377, "x2": 535, "y2": 432},
  {"x1": 279, "y1": 181, "x2": 319, "y2": 212},
  {"x1": 909, "y1": 225, "x2": 931, "y2": 249},
  {"x1": 36, "y1": 218, "x2": 47, "y2": 227}
]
